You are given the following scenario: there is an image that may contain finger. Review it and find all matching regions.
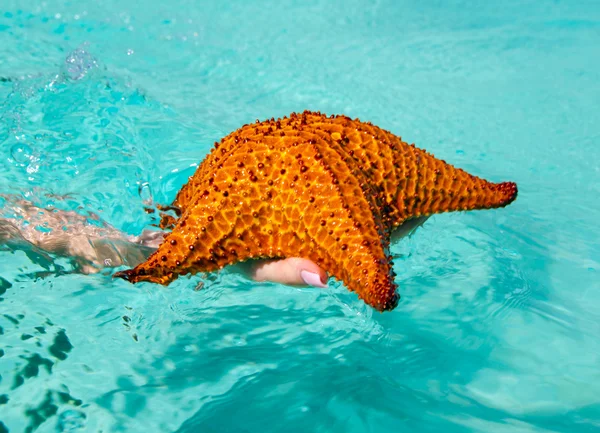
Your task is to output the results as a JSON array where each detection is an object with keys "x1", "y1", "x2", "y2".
[{"x1": 246, "y1": 258, "x2": 328, "y2": 288}]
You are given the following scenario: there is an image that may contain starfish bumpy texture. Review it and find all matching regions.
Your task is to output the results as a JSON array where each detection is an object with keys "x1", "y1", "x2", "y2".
[{"x1": 116, "y1": 111, "x2": 517, "y2": 311}]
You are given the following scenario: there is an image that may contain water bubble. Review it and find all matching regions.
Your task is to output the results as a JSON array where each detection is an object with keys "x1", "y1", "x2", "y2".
[
  {"x1": 56, "y1": 409, "x2": 86, "y2": 432},
  {"x1": 11, "y1": 143, "x2": 33, "y2": 163},
  {"x1": 63, "y1": 46, "x2": 98, "y2": 81},
  {"x1": 127, "y1": 49, "x2": 134, "y2": 56},
  {"x1": 138, "y1": 182, "x2": 153, "y2": 205}
]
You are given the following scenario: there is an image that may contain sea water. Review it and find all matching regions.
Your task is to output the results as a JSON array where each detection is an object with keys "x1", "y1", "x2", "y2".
[{"x1": 0, "y1": 0, "x2": 599, "y2": 432}]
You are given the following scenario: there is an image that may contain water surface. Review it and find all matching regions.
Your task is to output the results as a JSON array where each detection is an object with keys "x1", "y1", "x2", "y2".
[{"x1": 1, "y1": 1, "x2": 599, "y2": 432}]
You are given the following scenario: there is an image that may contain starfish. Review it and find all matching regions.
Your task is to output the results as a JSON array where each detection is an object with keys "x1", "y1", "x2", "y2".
[{"x1": 115, "y1": 111, "x2": 517, "y2": 311}]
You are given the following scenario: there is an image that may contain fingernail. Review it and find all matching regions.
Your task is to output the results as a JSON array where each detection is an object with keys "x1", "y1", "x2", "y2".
[{"x1": 300, "y1": 270, "x2": 327, "y2": 288}]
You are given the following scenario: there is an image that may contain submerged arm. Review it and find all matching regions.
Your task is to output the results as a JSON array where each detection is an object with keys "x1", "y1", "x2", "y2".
[{"x1": 1, "y1": 200, "x2": 427, "y2": 286}]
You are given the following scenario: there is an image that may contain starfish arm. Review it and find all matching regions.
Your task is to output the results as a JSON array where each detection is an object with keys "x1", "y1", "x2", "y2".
[
  {"x1": 116, "y1": 138, "x2": 285, "y2": 284},
  {"x1": 302, "y1": 115, "x2": 518, "y2": 225},
  {"x1": 388, "y1": 140, "x2": 517, "y2": 224}
]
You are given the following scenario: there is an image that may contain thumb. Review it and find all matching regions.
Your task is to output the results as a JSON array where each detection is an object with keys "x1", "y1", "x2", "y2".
[{"x1": 247, "y1": 257, "x2": 328, "y2": 288}]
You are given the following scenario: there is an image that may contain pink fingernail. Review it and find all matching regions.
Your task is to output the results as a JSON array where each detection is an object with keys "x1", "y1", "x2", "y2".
[{"x1": 300, "y1": 270, "x2": 327, "y2": 288}]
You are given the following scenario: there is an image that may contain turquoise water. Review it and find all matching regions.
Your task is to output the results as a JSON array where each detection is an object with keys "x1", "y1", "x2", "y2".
[{"x1": 1, "y1": 0, "x2": 599, "y2": 431}]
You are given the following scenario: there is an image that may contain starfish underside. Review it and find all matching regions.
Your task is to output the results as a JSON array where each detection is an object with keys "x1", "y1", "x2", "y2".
[{"x1": 116, "y1": 111, "x2": 517, "y2": 311}]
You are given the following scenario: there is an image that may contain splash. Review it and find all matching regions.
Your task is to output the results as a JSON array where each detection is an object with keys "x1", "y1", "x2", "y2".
[
  {"x1": 62, "y1": 45, "x2": 99, "y2": 81},
  {"x1": 0, "y1": 46, "x2": 171, "y2": 231}
]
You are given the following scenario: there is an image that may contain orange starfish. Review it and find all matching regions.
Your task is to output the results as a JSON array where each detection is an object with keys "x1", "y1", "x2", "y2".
[{"x1": 115, "y1": 111, "x2": 517, "y2": 311}]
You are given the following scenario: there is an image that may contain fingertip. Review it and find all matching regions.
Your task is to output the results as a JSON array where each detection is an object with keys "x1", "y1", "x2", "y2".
[{"x1": 300, "y1": 269, "x2": 328, "y2": 288}]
